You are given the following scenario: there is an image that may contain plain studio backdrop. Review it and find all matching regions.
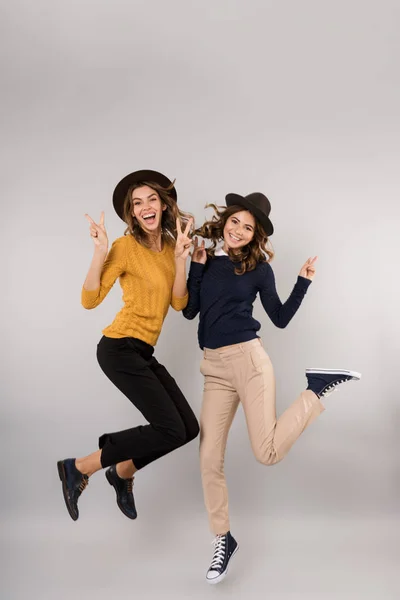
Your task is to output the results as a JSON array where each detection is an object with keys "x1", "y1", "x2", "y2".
[{"x1": 1, "y1": 1, "x2": 399, "y2": 599}]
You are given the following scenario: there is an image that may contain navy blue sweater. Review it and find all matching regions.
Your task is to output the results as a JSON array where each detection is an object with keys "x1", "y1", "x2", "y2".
[{"x1": 183, "y1": 256, "x2": 311, "y2": 350}]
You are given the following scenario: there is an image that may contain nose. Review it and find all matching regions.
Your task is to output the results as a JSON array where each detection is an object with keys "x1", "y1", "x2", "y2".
[{"x1": 234, "y1": 225, "x2": 244, "y2": 236}]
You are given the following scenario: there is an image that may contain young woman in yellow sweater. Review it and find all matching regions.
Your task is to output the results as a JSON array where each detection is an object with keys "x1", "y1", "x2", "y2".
[{"x1": 57, "y1": 170, "x2": 199, "y2": 521}]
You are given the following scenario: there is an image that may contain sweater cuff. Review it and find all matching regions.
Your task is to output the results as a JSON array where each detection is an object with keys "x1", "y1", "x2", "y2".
[
  {"x1": 189, "y1": 262, "x2": 206, "y2": 277},
  {"x1": 295, "y1": 276, "x2": 312, "y2": 292},
  {"x1": 171, "y1": 292, "x2": 189, "y2": 311},
  {"x1": 81, "y1": 286, "x2": 100, "y2": 309}
]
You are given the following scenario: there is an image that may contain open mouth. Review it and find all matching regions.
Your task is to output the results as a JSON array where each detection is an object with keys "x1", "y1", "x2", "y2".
[
  {"x1": 142, "y1": 212, "x2": 157, "y2": 226},
  {"x1": 229, "y1": 233, "x2": 242, "y2": 242}
]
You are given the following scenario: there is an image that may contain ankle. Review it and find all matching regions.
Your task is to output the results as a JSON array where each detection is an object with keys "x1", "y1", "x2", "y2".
[
  {"x1": 306, "y1": 385, "x2": 321, "y2": 398},
  {"x1": 116, "y1": 464, "x2": 135, "y2": 480},
  {"x1": 75, "y1": 459, "x2": 92, "y2": 478}
]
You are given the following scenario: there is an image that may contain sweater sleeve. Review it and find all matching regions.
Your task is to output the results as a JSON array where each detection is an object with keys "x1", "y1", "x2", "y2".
[
  {"x1": 258, "y1": 263, "x2": 311, "y2": 328},
  {"x1": 81, "y1": 237, "x2": 127, "y2": 309},
  {"x1": 171, "y1": 292, "x2": 189, "y2": 311},
  {"x1": 182, "y1": 262, "x2": 206, "y2": 320}
]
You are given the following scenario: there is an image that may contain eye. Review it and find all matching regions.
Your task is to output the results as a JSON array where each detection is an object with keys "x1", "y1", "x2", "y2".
[{"x1": 231, "y1": 218, "x2": 238, "y2": 224}]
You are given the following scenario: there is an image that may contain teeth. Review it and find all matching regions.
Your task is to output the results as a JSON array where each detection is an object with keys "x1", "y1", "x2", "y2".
[
  {"x1": 143, "y1": 214, "x2": 156, "y2": 220},
  {"x1": 229, "y1": 233, "x2": 241, "y2": 241}
]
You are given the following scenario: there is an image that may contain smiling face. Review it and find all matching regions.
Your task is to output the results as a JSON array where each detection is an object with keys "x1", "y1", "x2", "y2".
[
  {"x1": 222, "y1": 210, "x2": 256, "y2": 252},
  {"x1": 131, "y1": 185, "x2": 166, "y2": 233}
]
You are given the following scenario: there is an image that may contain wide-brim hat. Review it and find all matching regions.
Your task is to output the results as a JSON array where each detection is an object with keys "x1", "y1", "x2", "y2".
[
  {"x1": 112, "y1": 169, "x2": 177, "y2": 222},
  {"x1": 225, "y1": 192, "x2": 274, "y2": 236}
]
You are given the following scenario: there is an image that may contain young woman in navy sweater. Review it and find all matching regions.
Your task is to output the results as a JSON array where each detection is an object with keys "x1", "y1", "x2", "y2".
[{"x1": 183, "y1": 192, "x2": 361, "y2": 584}]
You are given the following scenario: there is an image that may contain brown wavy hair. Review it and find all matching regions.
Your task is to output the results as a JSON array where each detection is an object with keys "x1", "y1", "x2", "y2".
[
  {"x1": 122, "y1": 180, "x2": 192, "y2": 248},
  {"x1": 195, "y1": 204, "x2": 274, "y2": 275}
]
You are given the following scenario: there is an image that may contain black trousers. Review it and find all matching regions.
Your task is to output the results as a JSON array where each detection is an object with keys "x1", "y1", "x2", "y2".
[{"x1": 96, "y1": 336, "x2": 199, "y2": 469}]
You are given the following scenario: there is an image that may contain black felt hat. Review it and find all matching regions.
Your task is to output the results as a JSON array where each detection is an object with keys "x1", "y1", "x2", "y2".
[
  {"x1": 112, "y1": 169, "x2": 177, "y2": 221},
  {"x1": 225, "y1": 192, "x2": 274, "y2": 236}
]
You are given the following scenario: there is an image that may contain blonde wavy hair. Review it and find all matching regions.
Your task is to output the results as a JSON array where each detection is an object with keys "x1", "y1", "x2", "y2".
[
  {"x1": 195, "y1": 204, "x2": 274, "y2": 275},
  {"x1": 122, "y1": 180, "x2": 192, "y2": 248}
]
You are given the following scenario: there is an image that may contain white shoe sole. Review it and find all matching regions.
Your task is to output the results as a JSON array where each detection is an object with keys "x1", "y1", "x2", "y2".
[
  {"x1": 306, "y1": 369, "x2": 361, "y2": 380},
  {"x1": 206, "y1": 545, "x2": 239, "y2": 585}
]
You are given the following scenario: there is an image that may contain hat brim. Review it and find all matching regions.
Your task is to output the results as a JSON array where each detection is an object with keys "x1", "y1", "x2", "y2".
[
  {"x1": 225, "y1": 193, "x2": 274, "y2": 236},
  {"x1": 112, "y1": 170, "x2": 177, "y2": 222}
]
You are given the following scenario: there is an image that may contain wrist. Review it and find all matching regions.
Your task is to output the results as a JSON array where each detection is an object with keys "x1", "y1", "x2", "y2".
[
  {"x1": 94, "y1": 245, "x2": 108, "y2": 257},
  {"x1": 92, "y1": 247, "x2": 107, "y2": 266},
  {"x1": 175, "y1": 256, "x2": 187, "y2": 267}
]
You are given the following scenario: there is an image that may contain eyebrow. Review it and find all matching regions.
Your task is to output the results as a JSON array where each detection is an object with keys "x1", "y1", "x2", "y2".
[
  {"x1": 232, "y1": 215, "x2": 254, "y2": 229},
  {"x1": 132, "y1": 193, "x2": 158, "y2": 201}
]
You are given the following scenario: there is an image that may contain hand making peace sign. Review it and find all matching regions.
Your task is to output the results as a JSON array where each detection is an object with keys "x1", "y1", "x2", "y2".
[
  {"x1": 191, "y1": 236, "x2": 207, "y2": 264},
  {"x1": 175, "y1": 217, "x2": 193, "y2": 261},
  {"x1": 299, "y1": 256, "x2": 318, "y2": 281},
  {"x1": 85, "y1": 211, "x2": 109, "y2": 251}
]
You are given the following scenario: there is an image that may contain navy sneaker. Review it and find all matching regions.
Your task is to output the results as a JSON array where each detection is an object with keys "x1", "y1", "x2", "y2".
[
  {"x1": 57, "y1": 458, "x2": 89, "y2": 521},
  {"x1": 105, "y1": 465, "x2": 137, "y2": 520},
  {"x1": 306, "y1": 369, "x2": 361, "y2": 398},
  {"x1": 206, "y1": 531, "x2": 239, "y2": 584}
]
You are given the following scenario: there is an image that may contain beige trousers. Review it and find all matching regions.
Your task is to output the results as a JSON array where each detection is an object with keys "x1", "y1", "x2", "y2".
[{"x1": 199, "y1": 339, "x2": 324, "y2": 535}]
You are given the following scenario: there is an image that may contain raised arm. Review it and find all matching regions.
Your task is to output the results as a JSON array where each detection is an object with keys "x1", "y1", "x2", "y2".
[
  {"x1": 81, "y1": 212, "x2": 126, "y2": 309},
  {"x1": 258, "y1": 257, "x2": 317, "y2": 328},
  {"x1": 171, "y1": 217, "x2": 192, "y2": 311},
  {"x1": 182, "y1": 237, "x2": 207, "y2": 320}
]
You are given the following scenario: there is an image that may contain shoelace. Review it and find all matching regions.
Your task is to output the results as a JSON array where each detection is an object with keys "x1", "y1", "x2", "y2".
[
  {"x1": 126, "y1": 478, "x2": 133, "y2": 494},
  {"x1": 209, "y1": 535, "x2": 226, "y2": 570},
  {"x1": 78, "y1": 476, "x2": 89, "y2": 493},
  {"x1": 321, "y1": 378, "x2": 347, "y2": 397}
]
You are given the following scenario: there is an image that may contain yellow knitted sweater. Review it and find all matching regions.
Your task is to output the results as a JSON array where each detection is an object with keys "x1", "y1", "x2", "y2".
[{"x1": 81, "y1": 234, "x2": 188, "y2": 346}]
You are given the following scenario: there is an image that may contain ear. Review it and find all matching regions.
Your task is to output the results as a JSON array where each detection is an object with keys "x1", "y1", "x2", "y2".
[{"x1": 162, "y1": 204, "x2": 167, "y2": 212}]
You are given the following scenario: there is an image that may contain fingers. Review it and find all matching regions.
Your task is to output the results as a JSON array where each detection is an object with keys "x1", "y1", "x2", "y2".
[
  {"x1": 85, "y1": 214, "x2": 96, "y2": 226},
  {"x1": 301, "y1": 255, "x2": 318, "y2": 280},
  {"x1": 305, "y1": 256, "x2": 318, "y2": 264},
  {"x1": 304, "y1": 256, "x2": 317, "y2": 274},
  {"x1": 183, "y1": 217, "x2": 193, "y2": 237},
  {"x1": 176, "y1": 217, "x2": 194, "y2": 238},
  {"x1": 85, "y1": 213, "x2": 107, "y2": 246},
  {"x1": 191, "y1": 237, "x2": 206, "y2": 256},
  {"x1": 85, "y1": 213, "x2": 105, "y2": 232},
  {"x1": 194, "y1": 240, "x2": 206, "y2": 256}
]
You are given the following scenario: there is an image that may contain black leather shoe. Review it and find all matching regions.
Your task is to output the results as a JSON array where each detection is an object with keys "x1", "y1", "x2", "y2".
[
  {"x1": 106, "y1": 465, "x2": 137, "y2": 520},
  {"x1": 57, "y1": 458, "x2": 89, "y2": 521}
]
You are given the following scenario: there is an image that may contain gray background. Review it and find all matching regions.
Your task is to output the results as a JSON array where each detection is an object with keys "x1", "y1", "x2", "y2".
[{"x1": 1, "y1": 0, "x2": 399, "y2": 598}]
